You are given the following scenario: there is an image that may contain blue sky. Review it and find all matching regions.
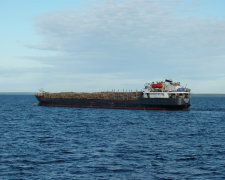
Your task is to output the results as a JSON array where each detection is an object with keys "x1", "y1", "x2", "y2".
[{"x1": 1, "y1": 0, "x2": 225, "y2": 93}]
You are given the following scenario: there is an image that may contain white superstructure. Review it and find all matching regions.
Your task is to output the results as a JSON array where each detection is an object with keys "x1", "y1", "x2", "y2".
[{"x1": 143, "y1": 79, "x2": 191, "y2": 99}]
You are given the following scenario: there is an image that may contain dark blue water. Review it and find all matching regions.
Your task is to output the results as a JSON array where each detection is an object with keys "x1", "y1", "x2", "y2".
[{"x1": 0, "y1": 95, "x2": 225, "y2": 179}]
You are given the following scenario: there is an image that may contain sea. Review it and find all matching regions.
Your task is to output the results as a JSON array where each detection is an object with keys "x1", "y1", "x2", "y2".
[{"x1": 0, "y1": 94, "x2": 225, "y2": 179}]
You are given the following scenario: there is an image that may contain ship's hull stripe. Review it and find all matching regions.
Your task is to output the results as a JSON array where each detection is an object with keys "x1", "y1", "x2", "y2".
[{"x1": 38, "y1": 104, "x2": 188, "y2": 110}]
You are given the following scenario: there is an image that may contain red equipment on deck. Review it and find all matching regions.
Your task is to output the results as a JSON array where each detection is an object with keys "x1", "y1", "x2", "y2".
[{"x1": 152, "y1": 83, "x2": 163, "y2": 88}]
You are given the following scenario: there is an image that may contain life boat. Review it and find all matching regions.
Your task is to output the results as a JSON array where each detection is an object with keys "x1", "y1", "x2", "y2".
[{"x1": 152, "y1": 83, "x2": 163, "y2": 88}]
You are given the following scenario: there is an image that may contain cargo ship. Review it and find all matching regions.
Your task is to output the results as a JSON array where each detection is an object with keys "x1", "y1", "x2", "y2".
[{"x1": 35, "y1": 79, "x2": 191, "y2": 110}]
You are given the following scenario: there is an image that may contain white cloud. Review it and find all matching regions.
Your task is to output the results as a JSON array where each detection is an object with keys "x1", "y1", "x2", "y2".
[{"x1": 28, "y1": 0, "x2": 225, "y2": 93}]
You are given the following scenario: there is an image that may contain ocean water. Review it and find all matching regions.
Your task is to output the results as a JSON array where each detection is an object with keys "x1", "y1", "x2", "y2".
[{"x1": 0, "y1": 95, "x2": 225, "y2": 179}]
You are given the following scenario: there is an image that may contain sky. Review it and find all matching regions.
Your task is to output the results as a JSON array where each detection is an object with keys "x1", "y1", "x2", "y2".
[{"x1": 1, "y1": 0, "x2": 225, "y2": 93}]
